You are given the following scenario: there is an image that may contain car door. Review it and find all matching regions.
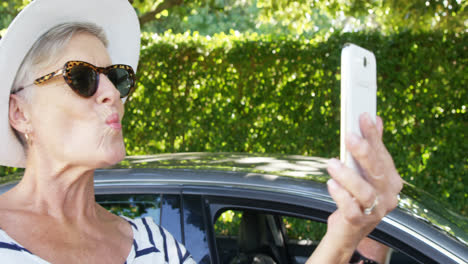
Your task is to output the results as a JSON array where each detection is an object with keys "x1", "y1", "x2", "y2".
[
  {"x1": 201, "y1": 194, "x2": 453, "y2": 264},
  {"x1": 93, "y1": 183, "x2": 466, "y2": 264},
  {"x1": 95, "y1": 190, "x2": 215, "y2": 264}
]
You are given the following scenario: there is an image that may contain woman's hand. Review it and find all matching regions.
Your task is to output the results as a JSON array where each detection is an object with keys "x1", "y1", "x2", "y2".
[
  {"x1": 327, "y1": 113, "x2": 403, "y2": 242},
  {"x1": 306, "y1": 113, "x2": 403, "y2": 264}
]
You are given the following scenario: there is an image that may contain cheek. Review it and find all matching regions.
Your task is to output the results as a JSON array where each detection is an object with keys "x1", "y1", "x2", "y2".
[
  {"x1": 31, "y1": 100, "x2": 125, "y2": 165},
  {"x1": 63, "y1": 117, "x2": 125, "y2": 157},
  {"x1": 41, "y1": 117, "x2": 126, "y2": 166},
  {"x1": 34, "y1": 102, "x2": 86, "y2": 140}
]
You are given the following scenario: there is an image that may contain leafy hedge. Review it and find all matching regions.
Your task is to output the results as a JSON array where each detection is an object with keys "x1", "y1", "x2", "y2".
[
  {"x1": 1, "y1": 31, "x2": 466, "y2": 216},
  {"x1": 124, "y1": 31, "x2": 466, "y2": 215}
]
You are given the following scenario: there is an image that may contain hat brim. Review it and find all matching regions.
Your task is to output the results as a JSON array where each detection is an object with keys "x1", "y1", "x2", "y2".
[{"x1": 0, "y1": 0, "x2": 141, "y2": 168}]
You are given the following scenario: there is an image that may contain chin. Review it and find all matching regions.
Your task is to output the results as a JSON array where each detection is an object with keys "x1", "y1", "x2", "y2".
[
  {"x1": 93, "y1": 144, "x2": 126, "y2": 168},
  {"x1": 104, "y1": 146, "x2": 126, "y2": 167}
]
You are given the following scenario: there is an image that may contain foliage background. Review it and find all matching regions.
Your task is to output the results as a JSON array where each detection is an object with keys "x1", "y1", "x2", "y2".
[
  {"x1": 123, "y1": 31, "x2": 467, "y2": 216},
  {"x1": 0, "y1": 0, "x2": 466, "y2": 217}
]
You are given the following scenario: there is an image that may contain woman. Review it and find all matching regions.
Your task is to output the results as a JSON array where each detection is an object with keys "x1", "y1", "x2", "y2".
[{"x1": 0, "y1": 0, "x2": 402, "y2": 263}]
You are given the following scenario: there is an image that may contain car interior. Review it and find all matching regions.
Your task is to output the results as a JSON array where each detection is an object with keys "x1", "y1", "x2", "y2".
[
  {"x1": 214, "y1": 209, "x2": 417, "y2": 264},
  {"x1": 215, "y1": 209, "x2": 322, "y2": 264},
  {"x1": 228, "y1": 212, "x2": 288, "y2": 264}
]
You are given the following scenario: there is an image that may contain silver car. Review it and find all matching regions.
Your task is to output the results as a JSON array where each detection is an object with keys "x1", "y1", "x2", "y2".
[{"x1": 1, "y1": 153, "x2": 467, "y2": 264}]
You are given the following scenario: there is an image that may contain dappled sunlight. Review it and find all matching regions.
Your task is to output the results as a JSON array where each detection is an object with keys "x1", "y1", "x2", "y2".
[
  {"x1": 296, "y1": 160, "x2": 328, "y2": 168},
  {"x1": 126, "y1": 152, "x2": 206, "y2": 163},
  {"x1": 114, "y1": 153, "x2": 330, "y2": 181},
  {"x1": 236, "y1": 157, "x2": 277, "y2": 164},
  {"x1": 243, "y1": 173, "x2": 279, "y2": 181},
  {"x1": 236, "y1": 156, "x2": 328, "y2": 178},
  {"x1": 254, "y1": 162, "x2": 318, "y2": 172},
  {"x1": 398, "y1": 185, "x2": 468, "y2": 246},
  {"x1": 281, "y1": 170, "x2": 323, "y2": 178}
]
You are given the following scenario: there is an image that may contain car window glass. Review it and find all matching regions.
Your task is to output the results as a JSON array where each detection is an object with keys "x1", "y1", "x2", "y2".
[
  {"x1": 214, "y1": 209, "x2": 419, "y2": 264},
  {"x1": 96, "y1": 194, "x2": 161, "y2": 224},
  {"x1": 282, "y1": 216, "x2": 326, "y2": 243},
  {"x1": 214, "y1": 209, "x2": 325, "y2": 264},
  {"x1": 161, "y1": 194, "x2": 183, "y2": 243},
  {"x1": 183, "y1": 195, "x2": 212, "y2": 264},
  {"x1": 215, "y1": 210, "x2": 242, "y2": 238},
  {"x1": 281, "y1": 216, "x2": 326, "y2": 264},
  {"x1": 215, "y1": 210, "x2": 243, "y2": 264}
]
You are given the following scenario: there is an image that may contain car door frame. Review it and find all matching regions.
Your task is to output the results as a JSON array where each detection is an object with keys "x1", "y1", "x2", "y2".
[{"x1": 93, "y1": 182, "x2": 466, "y2": 264}]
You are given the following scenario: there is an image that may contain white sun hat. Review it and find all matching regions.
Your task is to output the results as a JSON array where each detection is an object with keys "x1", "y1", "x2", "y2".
[{"x1": 0, "y1": 0, "x2": 141, "y2": 168}]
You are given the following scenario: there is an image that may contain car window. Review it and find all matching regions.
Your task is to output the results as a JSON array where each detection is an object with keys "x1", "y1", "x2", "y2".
[
  {"x1": 282, "y1": 216, "x2": 327, "y2": 243},
  {"x1": 214, "y1": 209, "x2": 325, "y2": 264},
  {"x1": 282, "y1": 216, "x2": 326, "y2": 263},
  {"x1": 215, "y1": 210, "x2": 243, "y2": 264},
  {"x1": 215, "y1": 209, "x2": 242, "y2": 238},
  {"x1": 183, "y1": 195, "x2": 212, "y2": 264},
  {"x1": 96, "y1": 194, "x2": 162, "y2": 224},
  {"x1": 214, "y1": 209, "x2": 419, "y2": 264},
  {"x1": 161, "y1": 194, "x2": 183, "y2": 243},
  {"x1": 97, "y1": 193, "x2": 186, "y2": 252}
]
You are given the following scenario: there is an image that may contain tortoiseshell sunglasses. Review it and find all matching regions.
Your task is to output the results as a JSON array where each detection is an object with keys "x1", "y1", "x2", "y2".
[{"x1": 15, "y1": 61, "x2": 136, "y2": 98}]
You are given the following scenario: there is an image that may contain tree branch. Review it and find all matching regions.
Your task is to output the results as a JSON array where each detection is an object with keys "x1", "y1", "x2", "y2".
[{"x1": 138, "y1": 0, "x2": 184, "y2": 26}]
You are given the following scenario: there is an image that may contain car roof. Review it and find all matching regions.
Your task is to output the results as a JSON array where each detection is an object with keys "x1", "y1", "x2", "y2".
[
  {"x1": 113, "y1": 152, "x2": 331, "y2": 181},
  {"x1": 103, "y1": 152, "x2": 330, "y2": 196}
]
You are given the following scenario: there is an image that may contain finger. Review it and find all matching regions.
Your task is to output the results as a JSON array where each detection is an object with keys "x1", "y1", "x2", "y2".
[
  {"x1": 348, "y1": 136, "x2": 399, "y2": 195},
  {"x1": 343, "y1": 136, "x2": 402, "y2": 213},
  {"x1": 327, "y1": 179, "x2": 363, "y2": 225},
  {"x1": 386, "y1": 169, "x2": 403, "y2": 195},
  {"x1": 346, "y1": 133, "x2": 401, "y2": 196},
  {"x1": 327, "y1": 158, "x2": 377, "y2": 209},
  {"x1": 376, "y1": 116, "x2": 384, "y2": 139},
  {"x1": 384, "y1": 191, "x2": 400, "y2": 213},
  {"x1": 346, "y1": 133, "x2": 386, "y2": 181},
  {"x1": 382, "y1": 170, "x2": 403, "y2": 202},
  {"x1": 359, "y1": 113, "x2": 384, "y2": 150}
]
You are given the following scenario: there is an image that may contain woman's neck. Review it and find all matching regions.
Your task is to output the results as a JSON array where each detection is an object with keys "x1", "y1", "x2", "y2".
[{"x1": 8, "y1": 154, "x2": 100, "y2": 224}]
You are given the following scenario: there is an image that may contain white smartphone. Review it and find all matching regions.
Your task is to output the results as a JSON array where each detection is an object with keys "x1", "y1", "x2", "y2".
[{"x1": 340, "y1": 43, "x2": 377, "y2": 172}]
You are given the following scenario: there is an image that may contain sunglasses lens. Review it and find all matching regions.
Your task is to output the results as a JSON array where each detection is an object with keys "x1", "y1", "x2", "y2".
[
  {"x1": 69, "y1": 64, "x2": 98, "y2": 97},
  {"x1": 107, "y1": 68, "x2": 134, "y2": 98}
]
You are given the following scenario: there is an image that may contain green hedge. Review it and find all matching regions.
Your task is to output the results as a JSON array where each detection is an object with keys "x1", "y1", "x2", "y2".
[
  {"x1": 1, "y1": 31, "x2": 466, "y2": 216},
  {"x1": 125, "y1": 31, "x2": 466, "y2": 216}
]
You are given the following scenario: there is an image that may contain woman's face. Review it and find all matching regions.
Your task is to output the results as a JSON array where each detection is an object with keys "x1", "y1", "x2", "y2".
[{"x1": 28, "y1": 33, "x2": 126, "y2": 168}]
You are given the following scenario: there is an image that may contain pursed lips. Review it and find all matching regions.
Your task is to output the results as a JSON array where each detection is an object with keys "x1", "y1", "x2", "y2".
[{"x1": 105, "y1": 113, "x2": 122, "y2": 130}]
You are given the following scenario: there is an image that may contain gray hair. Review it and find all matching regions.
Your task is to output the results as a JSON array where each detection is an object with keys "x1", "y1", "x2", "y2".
[
  {"x1": 12, "y1": 22, "x2": 108, "y2": 96},
  {"x1": 11, "y1": 22, "x2": 108, "y2": 147}
]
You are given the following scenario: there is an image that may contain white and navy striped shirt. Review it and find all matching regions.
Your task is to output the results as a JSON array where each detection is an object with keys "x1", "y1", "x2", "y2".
[{"x1": 0, "y1": 216, "x2": 196, "y2": 264}]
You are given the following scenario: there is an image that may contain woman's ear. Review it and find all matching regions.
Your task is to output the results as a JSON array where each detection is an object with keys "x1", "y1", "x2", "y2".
[{"x1": 9, "y1": 94, "x2": 31, "y2": 133}]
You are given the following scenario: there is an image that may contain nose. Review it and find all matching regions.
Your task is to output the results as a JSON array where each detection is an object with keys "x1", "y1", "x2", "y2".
[{"x1": 95, "y1": 73, "x2": 121, "y2": 105}]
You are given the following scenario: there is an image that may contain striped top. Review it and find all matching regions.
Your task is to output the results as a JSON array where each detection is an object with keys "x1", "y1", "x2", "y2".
[{"x1": 0, "y1": 216, "x2": 196, "y2": 264}]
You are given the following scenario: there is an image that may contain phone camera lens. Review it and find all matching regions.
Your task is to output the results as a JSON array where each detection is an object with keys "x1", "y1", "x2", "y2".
[{"x1": 363, "y1": 57, "x2": 367, "y2": 67}]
